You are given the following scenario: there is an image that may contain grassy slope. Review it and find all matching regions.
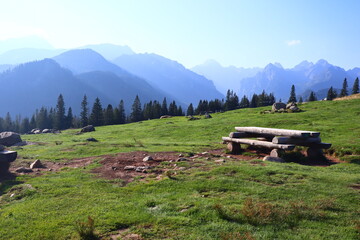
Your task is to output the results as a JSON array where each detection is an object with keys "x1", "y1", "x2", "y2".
[{"x1": 0, "y1": 99, "x2": 359, "y2": 239}]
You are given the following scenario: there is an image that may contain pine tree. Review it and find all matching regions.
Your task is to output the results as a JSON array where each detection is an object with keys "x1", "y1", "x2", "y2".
[
  {"x1": 66, "y1": 107, "x2": 73, "y2": 129},
  {"x1": 352, "y1": 77, "x2": 359, "y2": 94},
  {"x1": 55, "y1": 94, "x2": 66, "y2": 130},
  {"x1": 20, "y1": 117, "x2": 31, "y2": 134},
  {"x1": 80, "y1": 95, "x2": 88, "y2": 127},
  {"x1": 327, "y1": 86, "x2": 337, "y2": 101},
  {"x1": 239, "y1": 95, "x2": 250, "y2": 108},
  {"x1": 178, "y1": 106, "x2": 183, "y2": 116},
  {"x1": 104, "y1": 104, "x2": 114, "y2": 125},
  {"x1": 114, "y1": 100, "x2": 126, "y2": 124},
  {"x1": 250, "y1": 94, "x2": 258, "y2": 108},
  {"x1": 168, "y1": 101, "x2": 178, "y2": 116},
  {"x1": 340, "y1": 78, "x2": 348, "y2": 97},
  {"x1": 288, "y1": 85, "x2": 297, "y2": 103},
  {"x1": 308, "y1": 91, "x2": 317, "y2": 102},
  {"x1": 89, "y1": 97, "x2": 104, "y2": 126},
  {"x1": 224, "y1": 90, "x2": 239, "y2": 110},
  {"x1": 130, "y1": 95, "x2": 143, "y2": 122},
  {"x1": 187, "y1": 103, "x2": 194, "y2": 116},
  {"x1": 298, "y1": 96, "x2": 303, "y2": 104},
  {"x1": 161, "y1": 97, "x2": 168, "y2": 115}
]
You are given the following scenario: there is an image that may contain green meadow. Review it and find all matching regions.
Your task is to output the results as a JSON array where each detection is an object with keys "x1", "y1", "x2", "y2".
[{"x1": 0, "y1": 99, "x2": 359, "y2": 239}]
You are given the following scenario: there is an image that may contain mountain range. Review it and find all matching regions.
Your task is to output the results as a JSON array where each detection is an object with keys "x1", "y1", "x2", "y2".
[{"x1": 193, "y1": 59, "x2": 360, "y2": 101}]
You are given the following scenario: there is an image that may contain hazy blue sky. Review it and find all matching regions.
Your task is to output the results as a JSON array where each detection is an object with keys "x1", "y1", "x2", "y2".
[{"x1": 0, "y1": 0, "x2": 359, "y2": 69}]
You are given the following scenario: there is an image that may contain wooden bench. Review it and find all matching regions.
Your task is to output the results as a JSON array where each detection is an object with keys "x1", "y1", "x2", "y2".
[{"x1": 222, "y1": 127, "x2": 331, "y2": 160}]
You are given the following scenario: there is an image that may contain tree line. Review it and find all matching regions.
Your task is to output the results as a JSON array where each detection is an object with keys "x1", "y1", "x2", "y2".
[{"x1": 0, "y1": 77, "x2": 358, "y2": 133}]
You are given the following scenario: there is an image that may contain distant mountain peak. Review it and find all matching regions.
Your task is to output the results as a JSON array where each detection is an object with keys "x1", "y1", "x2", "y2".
[
  {"x1": 78, "y1": 43, "x2": 134, "y2": 60},
  {"x1": 316, "y1": 59, "x2": 330, "y2": 66}
]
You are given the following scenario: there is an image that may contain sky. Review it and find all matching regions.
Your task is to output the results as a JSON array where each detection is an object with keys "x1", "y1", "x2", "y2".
[{"x1": 0, "y1": 0, "x2": 359, "y2": 69}]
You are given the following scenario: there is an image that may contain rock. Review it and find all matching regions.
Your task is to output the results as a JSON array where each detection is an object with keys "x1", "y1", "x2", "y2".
[
  {"x1": 135, "y1": 166, "x2": 147, "y2": 172},
  {"x1": 289, "y1": 106, "x2": 299, "y2": 111},
  {"x1": 263, "y1": 156, "x2": 285, "y2": 163},
  {"x1": 160, "y1": 115, "x2": 172, "y2": 119},
  {"x1": 80, "y1": 125, "x2": 95, "y2": 133},
  {"x1": 286, "y1": 102, "x2": 297, "y2": 109},
  {"x1": 215, "y1": 159, "x2": 226, "y2": 163},
  {"x1": 42, "y1": 129, "x2": 52, "y2": 133},
  {"x1": 30, "y1": 128, "x2": 40, "y2": 134},
  {"x1": 124, "y1": 166, "x2": 136, "y2": 170},
  {"x1": 86, "y1": 137, "x2": 98, "y2": 142},
  {"x1": 143, "y1": 156, "x2": 154, "y2": 162},
  {"x1": 188, "y1": 116, "x2": 201, "y2": 121},
  {"x1": 204, "y1": 113, "x2": 212, "y2": 119},
  {"x1": 0, "y1": 132, "x2": 22, "y2": 146},
  {"x1": 34, "y1": 130, "x2": 42, "y2": 134},
  {"x1": 178, "y1": 154, "x2": 184, "y2": 157},
  {"x1": 272, "y1": 102, "x2": 287, "y2": 111},
  {"x1": 15, "y1": 167, "x2": 33, "y2": 173},
  {"x1": 30, "y1": 159, "x2": 43, "y2": 169},
  {"x1": 176, "y1": 157, "x2": 188, "y2": 162}
]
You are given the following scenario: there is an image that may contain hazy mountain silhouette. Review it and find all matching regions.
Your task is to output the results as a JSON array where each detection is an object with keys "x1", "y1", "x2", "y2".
[
  {"x1": 52, "y1": 49, "x2": 175, "y2": 103},
  {"x1": 199, "y1": 59, "x2": 360, "y2": 101},
  {"x1": 192, "y1": 59, "x2": 261, "y2": 94},
  {"x1": 113, "y1": 53, "x2": 224, "y2": 105},
  {"x1": 0, "y1": 48, "x2": 66, "y2": 65},
  {"x1": 78, "y1": 43, "x2": 134, "y2": 60},
  {"x1": 0, "y1": 58, "x2": 178, "y2": 117},
  {"x1": 0, "y1": 36, "x2": 53, "y2": 54}
]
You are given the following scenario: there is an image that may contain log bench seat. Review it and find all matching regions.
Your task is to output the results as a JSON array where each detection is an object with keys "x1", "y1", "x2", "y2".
[{"x1": 222, "y1": 127, "x2": 331, "y2": 161}]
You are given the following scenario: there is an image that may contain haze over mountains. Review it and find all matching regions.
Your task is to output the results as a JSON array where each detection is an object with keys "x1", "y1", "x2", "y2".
[{"x1": 1, "y1": 36, "x2": 359, "y2": 117}]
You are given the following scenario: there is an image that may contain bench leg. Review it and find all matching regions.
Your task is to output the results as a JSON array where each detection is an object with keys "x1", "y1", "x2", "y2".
[
  {"x1": 307, "y1": 147, "x2": 324, "y2": 160},
  {"x1": 227, "y1": 142, "x2": 242, "y2": 154}
]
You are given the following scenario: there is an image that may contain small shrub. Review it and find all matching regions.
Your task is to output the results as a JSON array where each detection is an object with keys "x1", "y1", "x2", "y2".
[{"x1": 75, "y1": 216, "x2": 99, "y2": 240}]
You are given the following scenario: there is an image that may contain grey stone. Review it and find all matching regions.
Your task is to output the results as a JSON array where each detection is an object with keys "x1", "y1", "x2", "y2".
[
  {"x1": 0, "y1": 132, "x2": 22, "y2": 146},
  {"x1": 86, "y1": 137, "x2": 98, "y2": 142},
  {"x1": 124, "y1": 166, "x2": 136, "y2": 170},
  {"x1": 272, "y1": 102, "x2": 287, "y2": 111},
  {"x1": 143, "y1": 156, "x2": 154, "y2": 162},
  {"x1": 176, "y1": 157, "x2": 188, "y2": 162},
  {"x1": 263, "y1": 156, "x2": 285, "y2": 163},
  {"x1": 34, "y1": 130, "x2": 42, "y2": 134},
  {"x1": 30, "y1": 159, "x2": 43, "y2": 169},
  {"x1": 160, "y1": 115, "x2": 172, "y2": 119},
  {"x1": 42, "y1": 129, "x2": 52, "y2": 133},
  {"x1": 289, "y1": 106, "x2": 299, "y2": 111},
  {"x1": 80, "y1": 125, "x2": 95, "y2": 133}
]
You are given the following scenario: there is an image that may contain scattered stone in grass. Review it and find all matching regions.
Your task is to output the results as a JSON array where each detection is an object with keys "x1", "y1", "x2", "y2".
[
  {"x1": 178, "y1": 153, "x2": 184, "y2": 157},
  {"x1": 86, "y1": 137, "x2": 98, "y2": 142},
  {"x1": 30, "y1": 159, "x2": 43, "y2": 169},
  {"x1": 202, "y1": 152, "x2": 209, "y2": 155},
  {"x1": 205, "y1": 157, "x2": 211, "y2": 160},
  {"x1": 48, "y1": 168, "x2": 53, "y2": 171},
  {"x1": 176, "y1": 157, "x2": 188, "y2": 162},
  {"x1": 263, "y1": 156, "x2": 285, "y2": 163},
  {"x1": 178, "y1": 167, "x2": 186, "y2": 171},
  {"x1": 143, "y1": 156, "x2": 154, "y2": 162},
  {"x1": 124, "y1": 166, "x2": 136, "y2": 170},
  {"x1": 136, "y1": 166, "x2": 146, "y2": 172},
  {"x1": 15, "y1": 167, "x2": 33, "y2": 173},
  {"x1": 112, "y1": 167, "x2": 117, "y2": 171},
  {"x1": 215, "y1": 159, "x2": 226, "y2": 163}
]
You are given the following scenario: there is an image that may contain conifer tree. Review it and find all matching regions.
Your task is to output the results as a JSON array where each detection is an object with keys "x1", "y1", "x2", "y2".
[
  {"x1": 239, "y1": 95, "x2": 250, "y2": 108},
  {"x1": 298, "y1": 96, "x2": 303, "y2": 104},
  {"x1": 187, "y1": 103, "x2": 194, "y2": 116},
  {"x1": 130, "y1": 95, "x2": 143, "y2": 122},
  {"x1": 288, "y1": 85, "x2": 297, "y2": 103},
  {"x1": 327, "y1": 86, "x2": 337, "y2": 101},
  {"x1": 161, "y1": 97, "x2": 168, "y2": 115},
  {"x1": 55, "y1": 94, "x2": 66, "y2": 130},
  {"x1": 80, "y1": 95, "x2": 88, "y2": 127},
  {"x1": 66, "y1": 107, "x2": 73, "y2": 129},
  {"x1": 352, "y1": 77, "x2": 359, "y2": 94},
  {"x1": 20, "y1": 117, "x2": 31, "y2": 134},
  {"x1": 114, "y1": 100, "x2": 126, "y2": 124},
  {"x1": 250, "y1": 94, "x2": 259, "y2": 108},
  {"x1": 104, "y1": 104, "x2": 114, "y2": 125},
  {"x1": 308, "y1": 91, "x2": 317, "y2": 102},
  {"x1": 89, "y1": 97, "x2": 104, "y2": 126},
  {"x1": 340, "y1": 78, "x2": 348, "y2": 97}
]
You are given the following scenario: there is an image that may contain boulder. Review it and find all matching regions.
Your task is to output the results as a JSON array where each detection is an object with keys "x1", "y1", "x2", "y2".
[
  {"x1": 30, "y1": 159, "x2": 44, "y2": 169},
  {"x1": 81, "y1": 125, "x2": 95, "y2": 133},
  {"x1": 124, "y1": 166, "x2": 136, "y2": 170},
  {"x1": 160, "y1": 115, "x2": 172, "y2": 119},
  {"x1": 34, "y1": 130, "x2": 42, "y2": 134},
  {"x1": 204, "y1": 113, "x2": 212, "y2": 119},
  {"x1": 289, "y1": 106, "x2": 299, "y2": 112},
  {"x1": 272, "y1": 102, "x2": 286, "y2": 111},
  {"x1": 42, "y1": 129, "x2": 52, "y2": 133},
  {"x1": 0, "y1": 132, "x2": 22, "y2": 146}
]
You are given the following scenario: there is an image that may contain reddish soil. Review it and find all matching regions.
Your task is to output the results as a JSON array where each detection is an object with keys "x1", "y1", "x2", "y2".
[{"x1": 2, "y1": 148, "x2": 342, "y2": 184}]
